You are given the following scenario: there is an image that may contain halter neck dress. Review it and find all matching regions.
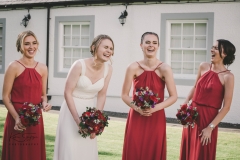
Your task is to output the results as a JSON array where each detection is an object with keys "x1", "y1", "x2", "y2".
[
  {"x1": 122, "y1": 62, "x2": 167, "y2": 160},
  {"x1": 180, "y1": 64, "x2": 229, "y2": 160},
  {"x1": 1, "y1": 60, "x2": 46, "y2": 160}
]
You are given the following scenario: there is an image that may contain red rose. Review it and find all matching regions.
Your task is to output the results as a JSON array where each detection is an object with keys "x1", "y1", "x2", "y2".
[
  {"x1": 185, "y1": 116, "x2": 193, "y2": 123},
  {"x1": 189, "y1": 109, "x2": 196, "y2": 116},
  {"x1": 83, "y1": 112, "x2": 91, "y2": 117},
  {"x1": 21, "y1": 117, "x2": 30, "y2": 126},
  {"x1": 136, "y1": 102, "x2": 142, "y2": 107},
  {"x1": 135, "y1": 97, "x2": 141, "y2": 103},
  {"x1": 94, "y1": 125, "x2": 99, "y2": 132},
  {"x1": 150, "y1": 95, "x2": 159, "y2": 103},
  {"x1": 98, "y1": 114, "x2": 105, "y2": 121},
  {"x1": 181, "y1": 104, "x2": 188, "y2": 111},
  {"x1": 144, "y1": 95, "x2": 150, "y2": 101}
]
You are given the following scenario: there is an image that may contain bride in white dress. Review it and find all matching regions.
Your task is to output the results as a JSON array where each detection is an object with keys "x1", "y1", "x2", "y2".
[{"x1": 53, "y1": 35, "x2": 114, "y2": 160}]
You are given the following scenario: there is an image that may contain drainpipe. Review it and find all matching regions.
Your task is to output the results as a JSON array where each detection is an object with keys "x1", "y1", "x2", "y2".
[{"x1": 46, "y1": 6, "x2": 51, "y2": 101}]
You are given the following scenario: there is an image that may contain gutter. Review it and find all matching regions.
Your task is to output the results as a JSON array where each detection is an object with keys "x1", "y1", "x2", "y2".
[{"x1": 46, "y1": 6, "x2": 52, "y2": 101}]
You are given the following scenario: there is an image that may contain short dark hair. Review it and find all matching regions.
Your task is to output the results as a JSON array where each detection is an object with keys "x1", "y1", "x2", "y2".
[
  {"x1": 141, "y1": 32, "x2": 159, "y2": 45},
  {"x1": 217, "y1": 39, "x2": 236, "y2": 66}
]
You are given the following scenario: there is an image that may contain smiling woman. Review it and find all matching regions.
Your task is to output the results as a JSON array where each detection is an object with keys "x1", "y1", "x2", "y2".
[
  {"x1": 53, "y1": 34, "x2": 114, "y2": 160},
  {"x1": 121, "y1": 32, "x2": 178, "y2": 160},
  {"x1": 1, "y1": 30, "x2": 52, "y2": 160},
  {"x1": 180, "y1": 39, "x2": 236, "y2": 160}
]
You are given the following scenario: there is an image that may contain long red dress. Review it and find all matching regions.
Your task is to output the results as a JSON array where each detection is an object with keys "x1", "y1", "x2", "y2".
[
  {"x1": 180, "y1": 65, "x2": 228, "y2": 160},
  {"x1": 122, "y1": 62, "x2": 166, "y2": 160},
  {"x1": 1, "y1": 61, "x2": 46, "y2": 160}
]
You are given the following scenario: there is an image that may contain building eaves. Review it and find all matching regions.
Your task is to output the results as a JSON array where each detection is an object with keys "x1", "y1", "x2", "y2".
[{"x1": 0, "y1": 0, "x2": 239, "y2": 9}]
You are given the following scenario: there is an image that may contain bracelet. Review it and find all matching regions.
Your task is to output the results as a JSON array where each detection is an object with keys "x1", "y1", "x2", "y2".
[{"x1": 209, "y1": 123, "x2": 215, "y2": 130}]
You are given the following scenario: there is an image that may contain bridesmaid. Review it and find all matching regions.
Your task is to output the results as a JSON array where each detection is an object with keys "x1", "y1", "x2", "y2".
[
  {"x1": 1, "y1": 31, "x2": 51, "y2": 160},
  {"x1": 179, "y1": 39, "x2": 236, "y2": 160},
  {"x1": 121, "y1": 32, "x2": 177, "y2": 160}
]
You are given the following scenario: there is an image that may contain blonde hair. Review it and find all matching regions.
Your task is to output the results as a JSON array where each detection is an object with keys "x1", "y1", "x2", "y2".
[
  {"x1": 16, "y1": 30, "x2": 39, "y2": 54},
  {"x1": 90, "y1": 34, "x2": 114, "y2": 56}
]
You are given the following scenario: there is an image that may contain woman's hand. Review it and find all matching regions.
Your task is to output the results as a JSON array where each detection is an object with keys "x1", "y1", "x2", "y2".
[
  {"x1": 78, "y1": 127, "x2": 88, "y2": 135},
  {"x1": 42, "y1": 101, "x2": 52, "y2": 112},
  {"x1": 90, "y1": 133, "x2": 96, "y2": 139},
  {"x1": 78, "y1": 118, "x2": 88, "y2": 136},
  {"x1": 199, "y1": 127, "x2": 213, "y2": 146},
  {"x1": 14, "y1": 117, "x2": 26, "y2": 132},
  {"x1": 135, "y1": 107, "x2": 152, "y2": 116}
]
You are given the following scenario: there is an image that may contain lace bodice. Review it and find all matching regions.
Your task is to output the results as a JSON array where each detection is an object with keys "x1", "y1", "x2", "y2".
[{"x1": 72, "y1": 59, "x2": 109, "y2": 99}]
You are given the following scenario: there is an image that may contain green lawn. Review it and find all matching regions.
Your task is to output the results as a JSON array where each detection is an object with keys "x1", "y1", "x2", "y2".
[{"x1": 0, "y1": 107, "x2": 240, "y2": 160}]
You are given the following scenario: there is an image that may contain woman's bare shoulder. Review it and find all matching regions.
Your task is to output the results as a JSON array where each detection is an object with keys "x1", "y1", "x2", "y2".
[
  {"x1": 199, "y1": 62, "x2": 210, "y2": 70},
  {"x1": 128, "y1": 61, "x2": 140, "y2": 70},
  {"x1": 7, "y1": 61, "x2": 21, "y2": 70}
]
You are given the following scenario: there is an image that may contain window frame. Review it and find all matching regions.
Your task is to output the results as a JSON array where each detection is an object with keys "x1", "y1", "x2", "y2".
[
  {"x1": 0, "y1": 18, "x2": 6, "y2": 74},
  {"x1": 166, "y1": 20, "x2": 208, "y2": 79},
  {"x1": 59, "y1": 22, "x2": 91, "y2": 72},
  {"x1": 54, "y1": 16, "x2": 95, "y2": 78},
  {"x1": 160, "y1": 13, "x2": 214, "y2": 86}
]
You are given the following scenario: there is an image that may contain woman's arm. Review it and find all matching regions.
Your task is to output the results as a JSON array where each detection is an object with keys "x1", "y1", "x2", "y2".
[
  {"x1": 121, "y1": 64, "x2": 145, "y2": 115},
  {"x1": 64, "y1": 61, "x2": 82, "y2": 126},
  {"x1": 40, "y1": 64, "x2": 51, "y2": 112},
  {"x1": 2, "y1": 62, "x2": 26, "y2": 131},
  {"x1": 96, "y1": 65, "x2": 113, "y2": 111},
  {"x1": 210, "y1": 73, "x2": 234, "y2": 126},
  {"x1": 151, "y1": 64, "x2": 177, "y2": 113}
]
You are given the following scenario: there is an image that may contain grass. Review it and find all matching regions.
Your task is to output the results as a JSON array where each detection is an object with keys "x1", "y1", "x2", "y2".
[{"x1": 0, "y1": 107, "x2": 240, "y2": 160}]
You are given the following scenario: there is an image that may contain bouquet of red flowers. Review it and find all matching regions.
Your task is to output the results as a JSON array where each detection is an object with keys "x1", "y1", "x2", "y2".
[
  {"x1": 79, "y1": 107, "x2": 109, "y2": 138},
  {"x1": 176, "y1": 103, "x2": 198, "y2": 128},
  {"x1": 19, "y1": 102, "x2": 42, "y2": 127},
  {"x1": 131, "y1": 87, "x2": 160, "y2": 110}
]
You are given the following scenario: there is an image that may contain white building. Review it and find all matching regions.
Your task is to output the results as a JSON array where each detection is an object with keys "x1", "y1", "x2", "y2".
[{"x1": 0, "y1": 0, "x2": 239, "y2": 125}]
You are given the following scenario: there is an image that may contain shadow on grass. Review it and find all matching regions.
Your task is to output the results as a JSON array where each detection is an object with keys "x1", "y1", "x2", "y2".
[{"x1": 98, "y1": 151, "x2": 120, "y2": 156}]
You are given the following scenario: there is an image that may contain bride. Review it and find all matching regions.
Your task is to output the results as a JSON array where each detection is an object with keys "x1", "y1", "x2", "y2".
[{"x1": 53, "y1": 35, "x2": 114, "y2": 160}]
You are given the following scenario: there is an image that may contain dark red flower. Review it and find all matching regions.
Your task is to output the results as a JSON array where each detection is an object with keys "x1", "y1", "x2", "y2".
[
  {"x1": 185, "y1": 116, "x2": 193, "y2": 123},
  {"x1": 79, "y1": 107, "x2": 109, "y2": 138},
  {"x1": 98, "y1": 114, "x2": 105, "y2": 121},
  {"x1": 181, "y1": 104, "x2": 188, "y2": 110},
  {"x1": 83, "y1": 112, "x2": 91, "y2": 117},
  {"x1": 21, "y1": 117, "x2": 30, "y2": 127},
  {"x1": 176, "y1": 104, "x2": 198, "y2": 127},
  {"x1": 150, "y1": 95, "x2": 159, "y2": 103}
]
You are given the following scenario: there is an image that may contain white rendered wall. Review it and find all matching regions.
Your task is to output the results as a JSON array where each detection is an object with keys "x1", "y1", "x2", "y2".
[
  {"x1": 0, "y1": 2, "x2": 239, "y2": 124},
  {"x1": 0, "y1": 9, "x2": 47, "y2": 97},
  {"x1": 48, "y1": 2, "x2": 240, "y2": 124}
]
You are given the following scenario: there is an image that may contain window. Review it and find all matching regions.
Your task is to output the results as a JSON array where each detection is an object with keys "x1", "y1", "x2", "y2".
[
  {"x1": 160, "y1": 13, "x2": 214, "y2": 85},
  {"x1": 60, "y1": 22, "x2": 91, "y2": 72},
  {"x1": 167, "y1": 21, "x2": 207, "y2": 79},
  {"x1": 54, "y1": 16, "x2": 95, "y2": 78},
  {"x1": 0, "y1": 18, "x2": 6, "y2": 74}
]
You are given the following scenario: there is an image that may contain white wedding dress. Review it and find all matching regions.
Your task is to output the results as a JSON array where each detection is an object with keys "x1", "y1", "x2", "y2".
[{"x1": 53, "y1": 59, "x2": 109, "y2": 160}]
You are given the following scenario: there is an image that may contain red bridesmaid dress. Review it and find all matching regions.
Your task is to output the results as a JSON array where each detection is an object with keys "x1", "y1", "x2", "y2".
[
  {"x1": 1, "y1": 61, "x2": 46, "y2": 160},
  {"x1": 180, "y1": 64, "x2": 228, "y2": 160},
  {"x1": 122, "y1": 62, "x2": 166, "y2": 160}
]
